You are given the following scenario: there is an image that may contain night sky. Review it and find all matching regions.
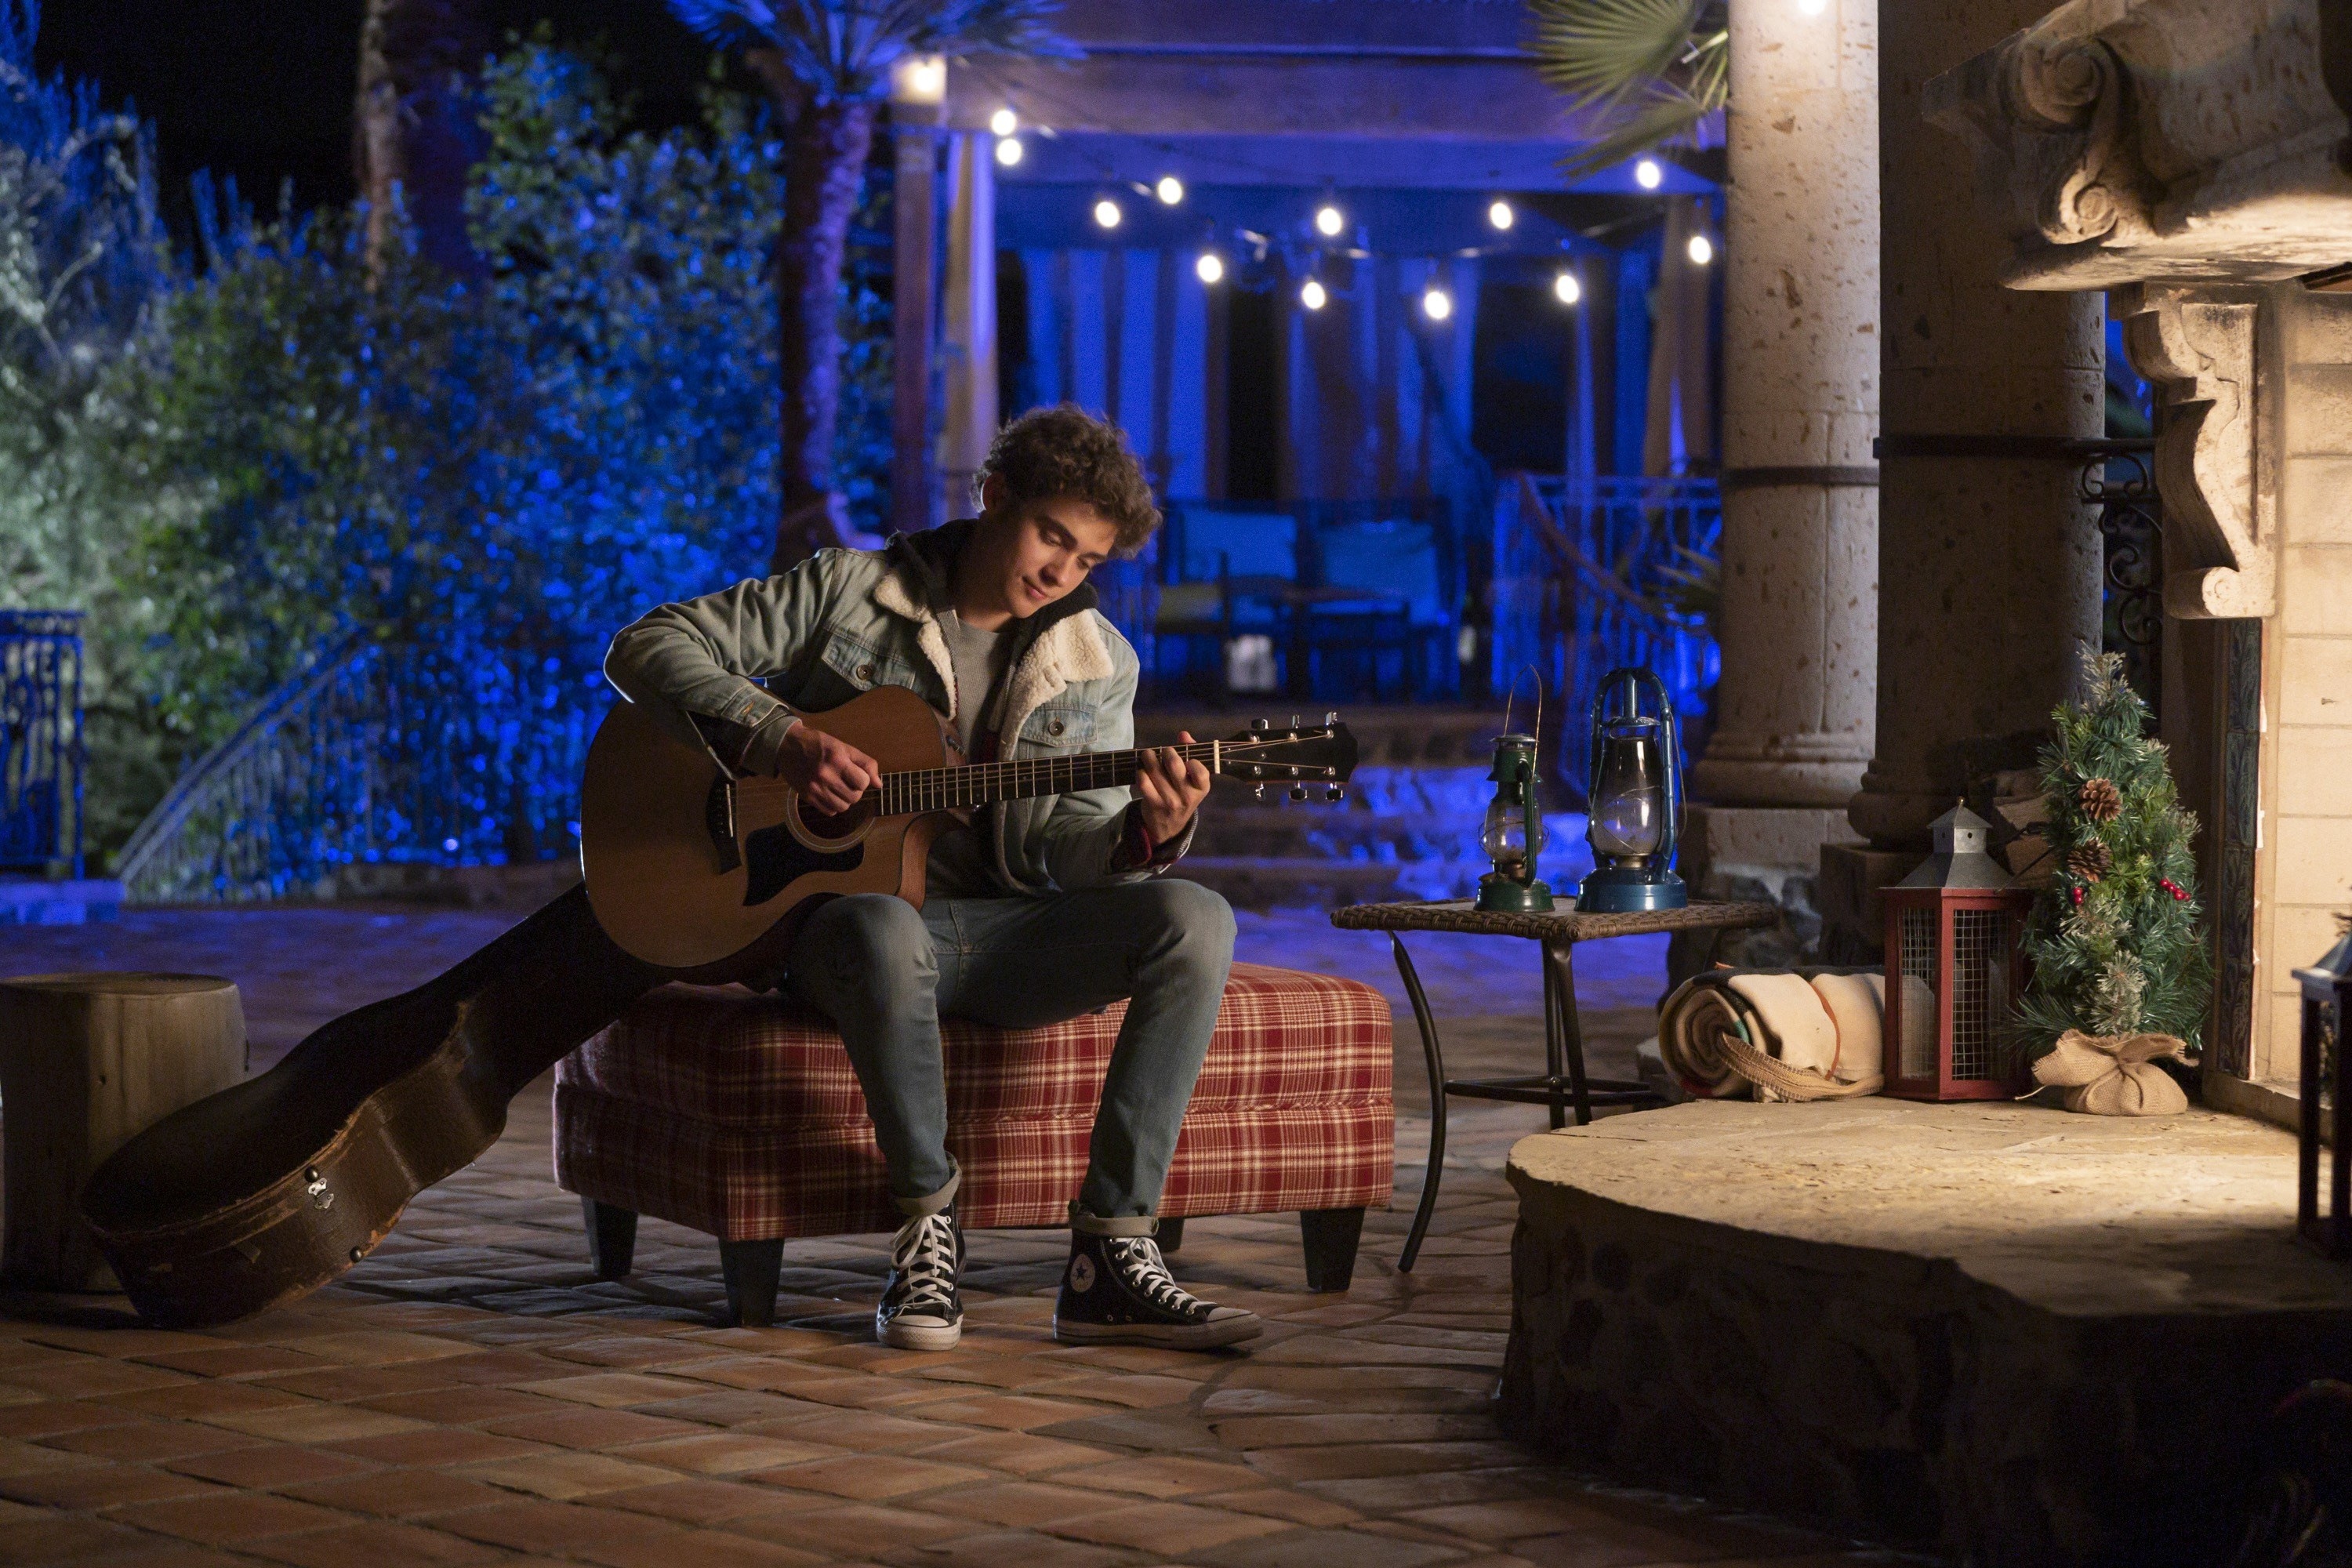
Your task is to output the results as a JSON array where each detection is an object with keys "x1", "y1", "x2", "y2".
[{"x1": 34, "y1": 0, "x2": 720, "y2": 234}]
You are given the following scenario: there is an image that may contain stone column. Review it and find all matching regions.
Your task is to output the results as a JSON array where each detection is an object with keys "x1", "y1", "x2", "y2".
[
  {"x1": 1843, "y1": 0, "x2": 2105, "y2": 854},
  {"x1": 1682, "y1": 0, "x2": 1880, "y2": 961},
  {"x1": 888, "y1": 105, "x2": 941, "y2": 536}
]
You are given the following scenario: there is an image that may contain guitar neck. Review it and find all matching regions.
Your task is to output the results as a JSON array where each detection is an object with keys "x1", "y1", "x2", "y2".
[{"x1": 875, "y1": 743, "x2": 1221, "y2": 815}]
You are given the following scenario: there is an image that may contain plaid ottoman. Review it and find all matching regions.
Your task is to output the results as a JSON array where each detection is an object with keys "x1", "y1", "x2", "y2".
[{"x1": 553, "y1": 961, "x2": 1394, "y2": 1325}]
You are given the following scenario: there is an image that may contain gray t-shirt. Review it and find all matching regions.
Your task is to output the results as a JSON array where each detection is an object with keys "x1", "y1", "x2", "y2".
[{"x1": 928, "y1": 609, "x2": 1014, "y2": 897}]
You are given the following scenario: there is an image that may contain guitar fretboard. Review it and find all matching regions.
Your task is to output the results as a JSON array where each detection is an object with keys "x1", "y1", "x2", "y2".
[{"x1": 873, "y1": 742, "x2": 1226, "y2": 815}]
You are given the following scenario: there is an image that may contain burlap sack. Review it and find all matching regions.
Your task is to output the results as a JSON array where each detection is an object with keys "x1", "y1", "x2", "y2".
[{"x1": 2030, "y1": 1030, "x2": 2191, "y2": 1116}]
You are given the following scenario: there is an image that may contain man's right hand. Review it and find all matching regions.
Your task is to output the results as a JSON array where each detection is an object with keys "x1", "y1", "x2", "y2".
[{"x1": 773, "y1": 722, "x2": 880, "y2": 815}]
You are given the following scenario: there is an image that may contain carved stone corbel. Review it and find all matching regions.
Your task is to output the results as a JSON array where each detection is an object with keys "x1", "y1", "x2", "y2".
[{"x1": 2115, "y1": 284, "x2": 2275, "y2": 619}]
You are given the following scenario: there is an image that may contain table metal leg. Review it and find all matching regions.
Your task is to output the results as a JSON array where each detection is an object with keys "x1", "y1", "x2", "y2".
[
  {"x1": 1545, "y1": 939, "x2": 1594, "y2": 1127},
  {"x1": 1388, "y1": 932, "x2": 1446, "y2": 1274}
]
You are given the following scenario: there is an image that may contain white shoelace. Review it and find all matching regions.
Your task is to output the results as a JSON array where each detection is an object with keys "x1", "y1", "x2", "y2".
[
  {"x1": 1105, "y1": 1238, "x2": 1202, "y2": 1317},
  {"x1": 888, "y1": 1213, "x2": 958, "y2": 1314}
]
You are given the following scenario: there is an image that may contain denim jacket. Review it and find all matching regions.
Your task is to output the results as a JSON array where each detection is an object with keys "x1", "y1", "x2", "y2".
[{"x1": 602, "y1": 521, "x2": 1192, "y2": 896}]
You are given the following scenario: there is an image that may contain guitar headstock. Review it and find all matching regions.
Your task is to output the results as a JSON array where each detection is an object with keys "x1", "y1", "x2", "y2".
[{"x1": 1214, "y1": 713, "x2": 1359, "y2": 802}]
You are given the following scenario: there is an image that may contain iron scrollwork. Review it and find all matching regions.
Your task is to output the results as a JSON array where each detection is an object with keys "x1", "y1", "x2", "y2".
[{"x1": 2080, "y1": 440, "x2": 2161, "y2": 713}]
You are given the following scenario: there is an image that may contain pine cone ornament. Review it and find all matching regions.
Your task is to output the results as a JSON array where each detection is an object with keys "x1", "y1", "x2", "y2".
[
  {"x1": 2078, "y1": 776, "x2": 2123, "y2": 822},
  {"x1": 2067, "y1": 840, "x2": 2112, "y2": 882}
]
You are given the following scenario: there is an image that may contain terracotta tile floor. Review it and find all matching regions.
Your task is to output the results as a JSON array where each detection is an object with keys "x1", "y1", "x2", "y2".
[{"x1": 0, "y1": 906, "x2": 1934, "y2": 1566}]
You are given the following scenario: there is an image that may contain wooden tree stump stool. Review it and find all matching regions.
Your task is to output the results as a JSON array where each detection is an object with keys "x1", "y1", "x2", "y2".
[{"x1": 0, "y1": 975, "x2": 245, "y2": 1293}]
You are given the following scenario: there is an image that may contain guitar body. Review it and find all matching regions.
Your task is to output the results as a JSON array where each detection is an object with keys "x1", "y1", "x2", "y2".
[{"x1": 579, "y1": 684, "x2": 956, "y2": 971}]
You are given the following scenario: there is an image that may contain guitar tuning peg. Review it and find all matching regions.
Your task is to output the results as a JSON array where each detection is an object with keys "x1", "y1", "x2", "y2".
[
  {"x1": 1253, "y1": 782, "x2": 1267, "y2": 800},
  {"x1": 1324, "y1": 712, "x2": 1338, "y2": 726},
  {"x1": 1326, "y1": 784, "x2": 1345, "y2": 803},
  {"x1": 1290, "y1": 714, "x2": 1301, "y2": 728},
  {"x1": 1250, "y1": 717, "x2": 1269, "y2": 732},
  {"x1": 1289, "y1": 784, "x2": 1308, "y2": 802}
]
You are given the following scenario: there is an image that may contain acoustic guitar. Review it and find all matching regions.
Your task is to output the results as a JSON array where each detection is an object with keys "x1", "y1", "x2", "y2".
[
  {"x1": 578, "y1": 683, "x2": 1359, "y2": 967},
  {"x1": 82, "y1": 688, "x2": 1356, "y2": 1327}
]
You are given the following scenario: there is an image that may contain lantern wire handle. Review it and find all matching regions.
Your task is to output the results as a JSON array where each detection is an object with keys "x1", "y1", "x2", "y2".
[{"x1": 1501, "y1": 665, "x2": 1544, "y2": 753}]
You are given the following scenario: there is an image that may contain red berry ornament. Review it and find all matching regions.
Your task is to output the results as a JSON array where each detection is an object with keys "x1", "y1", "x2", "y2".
[{"x1": 2071, "y1": 885, "x2": 2085, "y2": 909}]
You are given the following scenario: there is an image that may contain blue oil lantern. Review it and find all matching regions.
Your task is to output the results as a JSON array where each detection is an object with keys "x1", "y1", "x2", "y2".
[{"x1": 1574, "y1": 667, "x2": 1688, "y2": 913}]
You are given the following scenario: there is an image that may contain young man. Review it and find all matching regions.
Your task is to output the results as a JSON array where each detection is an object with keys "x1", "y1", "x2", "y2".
[{"x1": 603, "y1": 405, "x2": 1258, "y2": 1352}]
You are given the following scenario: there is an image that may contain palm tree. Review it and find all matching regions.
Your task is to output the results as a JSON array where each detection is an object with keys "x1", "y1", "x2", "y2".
[
  {"x1": 668, "y1": 0, "x2": 1070, "y2": 574},
  {"x1": 354, "y1": 0, "x2": 486, "y2": 277},
  {"x1": 1526, "y1": 0, "x2": 1726, "y2": 180}
]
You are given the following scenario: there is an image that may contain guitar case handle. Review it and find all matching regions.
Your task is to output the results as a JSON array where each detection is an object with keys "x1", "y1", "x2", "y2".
[{"x1": 706, "y1": 775, "x2": 742, "y2": 873}]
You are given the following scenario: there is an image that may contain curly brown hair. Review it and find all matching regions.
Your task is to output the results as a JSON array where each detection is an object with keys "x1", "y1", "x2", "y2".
[{"x1": 975, "y1": 404, "x2": 1161, "y2": 554}]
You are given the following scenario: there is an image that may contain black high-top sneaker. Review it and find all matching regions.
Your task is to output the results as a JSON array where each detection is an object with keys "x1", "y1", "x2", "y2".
[
  {"x1": 1053, "y1": 1228, "x2": 1262, "y2": 1349},
  {"x1": 877, "y1": 1207, "x2": 964, "y2": 1350}
]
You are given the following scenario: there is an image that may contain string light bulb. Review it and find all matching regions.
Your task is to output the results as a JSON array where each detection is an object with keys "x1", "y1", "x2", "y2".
[
  {"x1": 1300, "y1": 278, "x2": 1328, "y2": 311},
  {"x1": 994, "y1": 136, "x2": 1023, "y2": 168},
  {"x1": 1315, "y1": 204, "x2": 1345, "y2": 238},
  {"x1": 1156, "y1": 176, "x2": 1184, "y2": 205},
  {"x1": 1488, "y1": 199, "x2": 1515, "y2": 230},
  {"x1": 989, "y1": 107, "x2": 1017, "y2": 136},
  {"x1": 1422, "y1": 285, "x2": 1453, "y2": 321},
  {"x1": 1094, "y1": 198, "x2": 1122, "y2": 230},
  {"x1": 893, "y1": 55, "x2": 946, "y2": 104},
  {"x1": 1196, "y1": 252, "x2": 1225, "y2": 285},
  {"x1": 1687, "y1": 234, "x2": 1714, "y2": 266},
  {"x1": 1635, "y1": 158, "x2": 1664, "y2": 190},
  {"x1": 1553, "y1": 271, "x2": 1582, "y2": 306}
]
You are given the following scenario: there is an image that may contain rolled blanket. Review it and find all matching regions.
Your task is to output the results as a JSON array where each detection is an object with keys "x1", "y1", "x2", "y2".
[
  {"x1": 1657, "y1": 967, "x2": 1887, "y2": 1102},
  {"x1": 2031, "y1": 1030, "x2": 2190, "y2": 1115}
]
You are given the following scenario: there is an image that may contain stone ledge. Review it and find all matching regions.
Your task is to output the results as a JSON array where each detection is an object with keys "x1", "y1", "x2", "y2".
[{"x1": 1499, "y1": 1100, "x2": 2352, "y2": 1566}]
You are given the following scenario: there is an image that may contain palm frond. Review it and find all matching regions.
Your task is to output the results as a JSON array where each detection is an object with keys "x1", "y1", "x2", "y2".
[
  {"x1": 667, "y1": 0, "x2": 1073, "y2": 100},
  {"x1": 1527, "y1": 0, "x2": 1726, "y2": 177}
]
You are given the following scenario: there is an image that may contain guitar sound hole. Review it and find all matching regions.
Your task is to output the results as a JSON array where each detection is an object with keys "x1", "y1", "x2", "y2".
[{"x1": 794, "y1": 791, "x2": 877, "y2": 844}]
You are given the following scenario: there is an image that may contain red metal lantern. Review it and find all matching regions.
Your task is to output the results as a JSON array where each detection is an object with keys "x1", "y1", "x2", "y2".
[
  {"x1": 2297, "y1": 921, "x2": 2352, "y2": 1258},
  {"x1": 1882, "y1": 804, "x2": 2035, "y2": 1101}
]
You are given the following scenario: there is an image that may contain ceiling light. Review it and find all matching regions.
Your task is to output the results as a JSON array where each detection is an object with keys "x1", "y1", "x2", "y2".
[
  {"x1": 1687, "y1": 234, "x2": 1715, "y2": 265},
  {"x1": 1553, "y1": 271, "x2": 1582, "y2": 305},
  {"x1": 1488, "y1": 199, "x2": 1515, "y2": 230},
  {"x1": 1635, "y1": 158, "x2": 1664, "y2": 190},
  {"x1": 1094, "y1": 198, "x2": 1122, "y2": 230},
  {"x1": 1196, "y1": 252, "x2": 1225, "y2": 284},
  {"x1": 989, "y1": 107, "x2": 1018, "y2": 136},
  {"x1": 1422, "y1": 285, "x2": 1453, "y2": 321},
  {"x1": 1156, "y1": 176, "x2": 1184, "y2": 205},
  {"x1": 1301, "y1": 278, "x2": 1328, "y2": 310},
  {"x1": 894, "y1": 55, "x2": 946, "y2": 105},
  {"x1": 994, "y1": 136, "x2": 1023, "y2": 168},
  {"x1": 1315, "y1": 204, "x2": 1344, "y2": 238}
]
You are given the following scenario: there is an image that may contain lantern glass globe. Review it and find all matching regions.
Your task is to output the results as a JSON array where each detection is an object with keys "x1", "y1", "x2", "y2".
[
  {"x1": 1314, "y1": 205, "x2": 1344, "y2": 237},
  {"x1": 988, "y1": 107, "x2": 1017, "y2": 136},
  {"x1": 1686, "y1": 234, "x2": 1714, "y2": 266},
  {"x1": 993, "y1": 136, "x2": 1023, "y2": 168},
  {"x1": 1553, "y1": 271, "x2": 1582, "y2": 306},
  {"x1": 1156, "y1": 176, "x2": 1184, "y2": 205},
  {"x1": 1422, "y1": 286, "x2": 1453, "y2": 321},
  {"x1": 1487, "y1": 199, "x2": 1514, "y2": 230},
  {"x1": 1300, "y1": 278, "x2": 1327, "y2": 311},
  {"x1": 1634, "y1": 158, "x2": 1663, "y2": 190},
  {"x1": 1196, "y1": 252, "x2": 1225, "y2": 285},
  {"x1": 1093, "y1": 199, "x2": 1122, "y2": 230}
]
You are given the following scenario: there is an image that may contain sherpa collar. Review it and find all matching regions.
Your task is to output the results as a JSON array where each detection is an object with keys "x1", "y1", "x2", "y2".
[{"x1": 869, "y1": 519, "x2": 1115, "y2": 732}]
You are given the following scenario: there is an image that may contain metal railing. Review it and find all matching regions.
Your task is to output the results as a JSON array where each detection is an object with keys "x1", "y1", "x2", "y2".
[
  {"x1": 1491, "y1": 474, "x2": 1722, "y2": 797},
  {"x1": 0, "y1": 611, "x2": 85, "y2": 877},
  {"x1": 116, "y1": 637, "x2": 597, "y2": 904}
]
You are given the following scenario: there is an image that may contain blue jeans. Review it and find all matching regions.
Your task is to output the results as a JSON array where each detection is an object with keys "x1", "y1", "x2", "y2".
[{"x1": 785, "y1": 879, "x2": 1237, "y2": 1233}]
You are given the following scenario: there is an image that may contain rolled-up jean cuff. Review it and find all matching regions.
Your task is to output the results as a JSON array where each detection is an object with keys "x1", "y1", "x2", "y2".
[
  {"x1": 1069, "y1": 1203, "x2": 1158, "y2": 1238},
  {"x1": 894, "y1": 1162, "x2": 960, "y2": 1218}
]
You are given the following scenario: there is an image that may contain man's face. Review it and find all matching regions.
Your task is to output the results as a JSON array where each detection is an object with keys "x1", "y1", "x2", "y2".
[{"x1": 971, "y1": 478, "x2": 1121, "y2": 620}]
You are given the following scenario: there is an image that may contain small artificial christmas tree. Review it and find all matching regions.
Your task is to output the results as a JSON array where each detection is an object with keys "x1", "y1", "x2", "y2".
[{"x1": 2013, "y1": 648, "x2": 2212, "y2": 1058}]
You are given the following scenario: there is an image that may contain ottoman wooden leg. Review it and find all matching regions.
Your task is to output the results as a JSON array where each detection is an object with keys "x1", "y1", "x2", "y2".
[
  {"x1": 720, "y1": 1239, "x2": 785, "y2": 1327},
  {"x1": 1157, "y1": 1218, "x2": 1185, "y2": 1254},
  {"x1": 1299, "y1": 1207, "x2": 1365, "y2": 1293},
  {"x1": 583, "y1": 1200, "x2": 637, "y2": 1281}
]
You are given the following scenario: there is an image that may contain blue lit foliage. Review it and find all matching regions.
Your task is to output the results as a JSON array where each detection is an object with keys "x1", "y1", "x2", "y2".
[{"x1": 106, "y1": 42, "x2": 895, "y2": 866}]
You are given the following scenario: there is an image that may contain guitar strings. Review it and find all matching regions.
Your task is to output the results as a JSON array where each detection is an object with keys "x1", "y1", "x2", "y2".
[{"x1": 863, "y1": 737, "x2": 1316, "y2": 815}]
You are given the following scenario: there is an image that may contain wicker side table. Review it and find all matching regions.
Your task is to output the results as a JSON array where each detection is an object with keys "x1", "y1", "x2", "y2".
[{"x1": 1330, "y1": 898, "x2": 1780, "y2": 1269}]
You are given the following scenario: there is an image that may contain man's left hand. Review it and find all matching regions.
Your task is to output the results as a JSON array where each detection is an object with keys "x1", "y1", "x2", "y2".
[{"x1": 1133, "y1": 730, "x2": 1211, "y2": 848}]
